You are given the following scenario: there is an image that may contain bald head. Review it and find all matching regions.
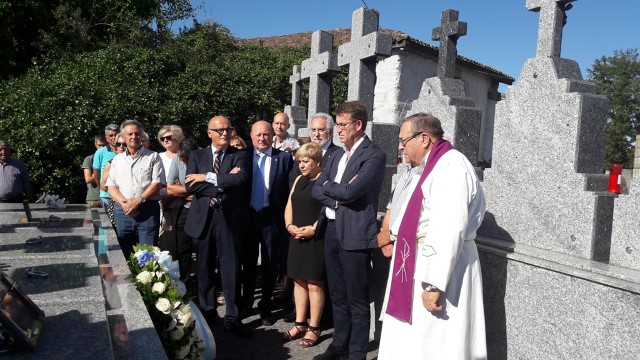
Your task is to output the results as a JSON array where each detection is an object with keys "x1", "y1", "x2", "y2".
[
  {"x1": 251, "y1": 120, "x2": 273, "y2": 152},
  {"x1": 207, "y1": 116, "x2": 234, "y2": 148},
  {"x1": 273, "y1": 112, "x2": 290, "y2": 140}
]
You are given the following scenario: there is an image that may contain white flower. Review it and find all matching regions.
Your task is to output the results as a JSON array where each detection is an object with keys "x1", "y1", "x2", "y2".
[
  {"x1": 151, "y1": 282, "x2": 166, "y2": 294},
  {"x1": 136, "y1": 271, "x2": 154, "y2": 284},
  {"x1": 155, "y1": 298, "x2": 171, "y2": 314},
  {"x1": 155, "y1": 271, "x2": 164, "y2": 280},
  {"x1": 170, "y1": 326, "x2": 185, "y2": 340},
  {"x1": 175, "y1": 344, "x2": 191, "y2": 359}
]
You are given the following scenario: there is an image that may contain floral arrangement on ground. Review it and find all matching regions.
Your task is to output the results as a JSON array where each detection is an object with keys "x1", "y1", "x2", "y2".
[{"x1": 128, "y1": 244, "x2": 202, "y2": 359}]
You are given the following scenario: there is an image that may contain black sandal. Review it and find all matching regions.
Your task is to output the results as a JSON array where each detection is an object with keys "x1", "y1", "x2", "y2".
[
  {"x1": 299, "y1": 325, "x2": 322, "y2": 348},
  {"x1": 281, "y1": 321, "x2": 308, "y2": 342}
]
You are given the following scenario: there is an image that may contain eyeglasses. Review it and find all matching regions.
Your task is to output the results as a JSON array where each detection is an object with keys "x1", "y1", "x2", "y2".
[
  {"x1": 335, "y1": 121, "x2": 356, "y2": 130},
  {"x1": 160, "y1": 135, "x2": 173, "y2": 142},
  {"x1": 398, "y1": 132, "x2": 422, "y2": 147},
  {"x1": 208, "y1": 127, "x2": 234, "y2": 135},
  {"x1": 115, "y1": 142, "x2": 126, "y2": 148}
]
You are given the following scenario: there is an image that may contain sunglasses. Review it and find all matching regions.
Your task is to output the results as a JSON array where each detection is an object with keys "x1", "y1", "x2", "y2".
[
  {"x1": 115, "y1": 142, "x2": 126, "y2": 147},
  {"x1": 160, "y1": 135, "x2": 174, "y2": 142},
  {"x1": 208, "y1": 127, "x2": 234, "y2": 135}
]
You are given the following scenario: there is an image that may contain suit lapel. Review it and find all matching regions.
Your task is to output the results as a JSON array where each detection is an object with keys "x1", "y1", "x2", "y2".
[
  {"x1": 220, "y1": 146, "x2": 236, "y2": 173},
  {"x1": 342, "y1": 137, "x2": 370, "y2": 182},
  {"x1": 204, "y1": 146, "x2": 215, "y2": 172},
  {"x1": 268, "y1": 148, "x2": 280, "y2": 192}
]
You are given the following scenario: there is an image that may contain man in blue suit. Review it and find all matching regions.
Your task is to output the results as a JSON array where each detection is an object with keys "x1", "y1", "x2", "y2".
[
  {"x1": 184, "y1": 115, "x2": 252, "y2": 338},
  {"x1": 312, "y1": 101, "x2": 386, "y2": 360},
  {"x1": 240, "y1": 120, "x2": 294, "y2": 326}
]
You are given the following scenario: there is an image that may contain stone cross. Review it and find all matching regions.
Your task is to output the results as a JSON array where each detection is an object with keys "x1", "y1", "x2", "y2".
[
  {"x1": 431, "y1": 9, "x2": 467, "y2": 79},
  {"x1": 289, "y1": 65, "x2": 302, "y2": 106},
  {"x1": 526, "y1": 0, "x2": 566, "y2": 57},
  {"x1": 301, "y1": 30, "x2": 340, "y2": 119},
  {"x1": 337, "y1": 7, "x2": 392, "y2": 118}
]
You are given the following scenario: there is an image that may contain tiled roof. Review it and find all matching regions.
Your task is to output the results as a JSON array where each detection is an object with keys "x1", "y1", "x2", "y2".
[{"x1": 240, "y1": 28, "x2": 514, "y2": 85}]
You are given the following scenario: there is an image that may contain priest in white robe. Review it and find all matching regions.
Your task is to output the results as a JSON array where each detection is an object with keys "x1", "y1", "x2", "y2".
[{"x1": 377, "y1": 113, "x2": 487, "y2": 360}]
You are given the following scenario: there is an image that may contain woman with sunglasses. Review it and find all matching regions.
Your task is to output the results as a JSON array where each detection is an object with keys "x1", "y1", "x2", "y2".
[
  {"x1": 100, "y1": 134, "x2": 127, "y2": 232},
  {"x1": 156, "y1": 126, "x2": 185, "y2": 234}
]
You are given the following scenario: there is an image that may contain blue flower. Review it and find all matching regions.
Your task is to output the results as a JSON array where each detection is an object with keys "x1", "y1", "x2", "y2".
[{"x1": 136, "y1": 250, "x2": 154, "y2": 267}]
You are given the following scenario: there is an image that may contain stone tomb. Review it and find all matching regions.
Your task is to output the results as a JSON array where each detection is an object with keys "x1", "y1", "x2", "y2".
[
  {"x1": 0, "y1": 204, "x2": 166, "y2": 359},
  {"x1": 475, "y1": 1, "x2": 640, "y2": 359}
]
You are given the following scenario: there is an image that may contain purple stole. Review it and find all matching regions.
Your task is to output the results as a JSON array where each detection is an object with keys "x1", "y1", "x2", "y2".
[{"x1": 385, "y1": 139, "x2": 453, "y2": 323}]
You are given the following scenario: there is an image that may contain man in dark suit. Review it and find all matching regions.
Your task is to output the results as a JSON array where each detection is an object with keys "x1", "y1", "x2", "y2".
[
  {"x1": 312, "y1": 101, "x2": 386, "y2": 360},
  {"x1": 184, "y1": 115, "x2": 251, "y2": 337},
  {"x1": 240, "y1": 120, "x2": 294, "y2": 326}
]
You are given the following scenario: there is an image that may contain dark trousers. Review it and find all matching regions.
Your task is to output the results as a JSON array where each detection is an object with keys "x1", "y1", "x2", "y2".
[
  {"x1": 240, "y1": 208, "x2": 279, "y2": 315},
  {"x1": 324, "y1": 220, "x2": 371, "y2": 360},
  {"x1": 195, "y1": 209, "x2": 239, "y2": 324},
  {"x1": 175, "y1": 206, "x2": 194, "y2": 285}
]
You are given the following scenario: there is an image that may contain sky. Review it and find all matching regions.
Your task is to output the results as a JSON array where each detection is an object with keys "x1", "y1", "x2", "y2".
[{"x1": 177, "y1": 0, "x2": 639, "y2": 89}]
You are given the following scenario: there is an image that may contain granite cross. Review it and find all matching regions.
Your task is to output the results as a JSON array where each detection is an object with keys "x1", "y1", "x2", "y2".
[
  {"x1": 289, "y1": 65, "x2": 302, "y2": 106},
  {"x1": 526, "y1": 0, "x2": 567, "y2": 57},
  {"x1": 337, "y1": 7, "x2": 392, "y2": 118},
  {"x1": 301, "y1": 31, "x2": 340, "y2": 118},
  {"x1": 431, "y1": 9, "x2": 467, "y2": 79}
]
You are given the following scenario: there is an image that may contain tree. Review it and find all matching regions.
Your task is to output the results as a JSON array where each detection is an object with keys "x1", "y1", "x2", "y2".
[
  {"x1": 587, "y1": 49, "x2": 640, "y2": 169},
  {"x1": 0, "y1": 22, "x2": 308, "y2": 203},
  {"x1": 0, "y1": 0, "x2": 194, "y2": 80}
]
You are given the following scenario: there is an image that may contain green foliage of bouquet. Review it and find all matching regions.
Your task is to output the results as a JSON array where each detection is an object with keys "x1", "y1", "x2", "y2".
[{"x1": 128, "y1": 245, "x2": 202, "y2": 359}]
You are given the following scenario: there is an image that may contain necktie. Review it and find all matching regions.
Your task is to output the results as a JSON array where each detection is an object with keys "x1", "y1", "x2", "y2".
[
  {"x1": 251, "y1": 153, "x2": 266, "y2": 211},
  {"x1": 213, "y1": 150, "x2": 222, "y2": 174},
  {"x1": 210, "y1": 150, "x2": 222, "y2": 208},
  {"x1": 385, "y1": 139, "x2": 453, "y2": 324}
]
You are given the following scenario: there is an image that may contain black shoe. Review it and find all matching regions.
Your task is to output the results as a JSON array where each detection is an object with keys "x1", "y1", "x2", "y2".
[
  {"x1": 238, "y1": 307, "x2": 255, "y2": 320},
  {"x1": 260, "y1": 311, "x2": 275, "y2": 326},
  {"x1": 312, "y1": 344, "x2": 348, "y2": 360},
  {"x1": 223, "y1": 321, "x2": 253, "y2": 338},
  {"x1": 283, "y1": 309, "x2": 296, "y2": 323},
  {"x1": 202, "y1": 310, "x2": 217, "y2": 328}
]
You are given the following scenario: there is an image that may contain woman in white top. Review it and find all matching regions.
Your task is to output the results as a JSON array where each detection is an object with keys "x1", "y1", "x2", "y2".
[{"x1": 157, "y1": 125, "x2": 185, "y2": 233}]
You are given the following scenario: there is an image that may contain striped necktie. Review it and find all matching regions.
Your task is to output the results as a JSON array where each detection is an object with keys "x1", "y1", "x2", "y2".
[{"x1": 210, "y1": 150, "x2": 222, "y2": 208}]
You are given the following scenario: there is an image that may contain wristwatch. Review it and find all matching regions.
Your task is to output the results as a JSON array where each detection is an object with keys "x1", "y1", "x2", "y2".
[
  {"x1": 139, "y1": 196, "x2": 146, "y2": 204},
  {"x1": 424, "y1": 284, "x2": 439, "y2": 292}
]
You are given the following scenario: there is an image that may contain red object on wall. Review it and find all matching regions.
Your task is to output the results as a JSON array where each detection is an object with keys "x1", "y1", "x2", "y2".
[{"x1": 608, "y1": 163, "x2": 623, "y2": 194}]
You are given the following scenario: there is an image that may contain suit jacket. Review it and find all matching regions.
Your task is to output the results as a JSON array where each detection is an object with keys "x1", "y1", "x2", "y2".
[
  {"x1": 289, "y1": 142, "x2": 340, "y2": 187},
  {"x1": 184, "y1": 145, "x2": 249, "y2": 240},
  {"x1": 247, "y1": 147, "x2": 294, "y2": 232},
  {"x1": 312, "y1": 136, "x2": 386, "y2": 250}
]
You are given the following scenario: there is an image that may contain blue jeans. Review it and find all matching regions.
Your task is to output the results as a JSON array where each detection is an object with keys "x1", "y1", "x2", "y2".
[{"x1": 113, "y1": 201, "x2": 160, "y2": 258}]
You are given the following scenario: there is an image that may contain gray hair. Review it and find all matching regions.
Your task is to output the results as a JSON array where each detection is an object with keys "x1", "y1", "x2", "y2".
[
  {"x1": 310, "y1": 112, "x2": 334, "y2": 132},
  {"x1": 120, "y1": 119, "x2": 145, "y2": 132},
  {"x1": 0, "y1": 140, "x2": 9, "y2": 149},
  {"x1": 104, "y1": 123, "x2": 119, "y2": 135}
]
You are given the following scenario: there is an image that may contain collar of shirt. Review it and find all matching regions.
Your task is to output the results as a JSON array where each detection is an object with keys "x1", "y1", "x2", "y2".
[
  {"x1": 211, "y1": 145, "x2": 228, "y2": 155},
  {"x1": 254, "y1": 147, "x2": 273, "y2": 157},
  {"x1": 273, "y1": 135, "x2": 289, "y2": 148},
  {"x1": 346, "y1": 135, "x2": 366, "y2": 156},
  {"x1": 321, "y1": 141, "x2": 332, "y2": 154}
]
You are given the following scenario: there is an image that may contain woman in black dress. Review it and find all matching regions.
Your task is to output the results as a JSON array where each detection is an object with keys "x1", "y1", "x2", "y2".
[{"x1": 281, "y1": 142, "x2": 325, "y2": 348}]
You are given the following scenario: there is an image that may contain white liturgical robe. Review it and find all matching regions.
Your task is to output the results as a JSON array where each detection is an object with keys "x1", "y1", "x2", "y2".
[{"x1": 379, "y1": 149, "x2": 487, "y2": 360}]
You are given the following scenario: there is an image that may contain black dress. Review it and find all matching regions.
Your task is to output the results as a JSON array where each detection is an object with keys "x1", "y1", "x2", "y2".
[{"x1": 287, "y1": 175, "x2": 324, "y2": 281}]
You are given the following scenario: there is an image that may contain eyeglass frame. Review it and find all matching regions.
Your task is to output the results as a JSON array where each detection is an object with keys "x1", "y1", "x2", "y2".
[
  {"x1": 335, "y1": 121, "x2": 357, "y2": 130},
  {"x1": 159, "y1": 135, "x2": 174, "y2": 142},
  {"x1": 398, "y1": 132, "x2": 423, "y2": 147},
  {"x1": 115, "y1": 142, "x2": 127, "y2": 148},
  {"x1": 208, "y1": 127, "x2": 234, "y2": 135}
]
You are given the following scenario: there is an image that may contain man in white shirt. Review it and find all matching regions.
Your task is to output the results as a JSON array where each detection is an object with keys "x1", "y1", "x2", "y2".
[{"x1": 106, "y1": 120, "x2": 165, "y2": 257}]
